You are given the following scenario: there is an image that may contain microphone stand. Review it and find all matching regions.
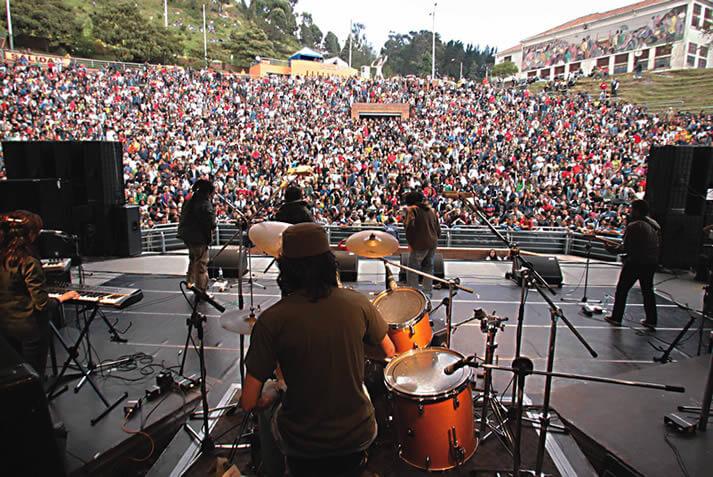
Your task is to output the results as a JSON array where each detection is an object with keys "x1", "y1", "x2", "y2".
[{"x1": 454, "y1": 194, "x2": 557, "y2": 408}]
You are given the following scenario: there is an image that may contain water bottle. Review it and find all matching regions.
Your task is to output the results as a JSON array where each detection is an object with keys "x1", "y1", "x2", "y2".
[{"x1": 218, "y1": 267, "x2": 224, "y2": 280}]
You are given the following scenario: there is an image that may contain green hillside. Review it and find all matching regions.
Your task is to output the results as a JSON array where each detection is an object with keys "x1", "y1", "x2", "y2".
[
  {"x1": 570, "y1": 69, "x2": 713, "y2": 112},
  {"x1": 9, "y1": 0, "x2": 305, "y2": 67}
]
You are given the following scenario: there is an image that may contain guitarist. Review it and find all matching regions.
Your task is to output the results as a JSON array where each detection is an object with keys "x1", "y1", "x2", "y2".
[{"x1": 604, "y1": 200, "x2": 661, "y2": 330}]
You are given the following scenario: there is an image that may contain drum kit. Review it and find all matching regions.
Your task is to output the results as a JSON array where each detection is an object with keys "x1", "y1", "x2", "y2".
[{"x1": 206, "y1": 194, "x2": 688, "y2": 475}]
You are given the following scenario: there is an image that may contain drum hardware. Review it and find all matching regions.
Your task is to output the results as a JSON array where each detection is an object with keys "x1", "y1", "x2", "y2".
[
  {"x1": 177, "y1": 281, "x2": 225, "y2": 462},
  {"x1": 450, "y1": 356, "x2": 686, "y2": 476},
  {"x1": 472, "y1": 310, "x2": 516, "y2": 451},
  {"x1": 344, "y1": 229, "x2": 475, "y2": 349}
]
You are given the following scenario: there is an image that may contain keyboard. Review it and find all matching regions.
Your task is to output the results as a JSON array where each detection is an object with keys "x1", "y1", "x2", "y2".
[
  {"x1": 47, "y1": 283, "x2": 143, "y2": 309},
  {"x1": 41, "y1": 258, "x2": 72, "y2": 273}
]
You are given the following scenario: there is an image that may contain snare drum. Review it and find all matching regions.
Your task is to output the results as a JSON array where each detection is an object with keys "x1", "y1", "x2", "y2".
[
  {"x1": 384, "y1": 348, "x2": 477, "y2": 471},
  {"x1": 372, "y1": 287, "x2": 432, "y2": 353}
]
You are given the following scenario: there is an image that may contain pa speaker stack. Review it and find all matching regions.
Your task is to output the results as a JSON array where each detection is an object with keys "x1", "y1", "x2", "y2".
[
  {"x1": 1, "y1": 141, "x2": 140, "y2": 257},
  {"x1": 646, "y1": 145, "x2": 713, "y2": 269}
]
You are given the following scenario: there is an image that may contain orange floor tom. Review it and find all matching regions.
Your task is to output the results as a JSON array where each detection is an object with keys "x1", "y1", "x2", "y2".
[{"x1": 384, "y1": 348, "x2": 477, "y2": 471}]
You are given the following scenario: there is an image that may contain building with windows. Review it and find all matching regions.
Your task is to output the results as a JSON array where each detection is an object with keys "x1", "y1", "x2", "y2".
[{"x1": 496, "y1": 0, "x2": 712, "y2": 79}]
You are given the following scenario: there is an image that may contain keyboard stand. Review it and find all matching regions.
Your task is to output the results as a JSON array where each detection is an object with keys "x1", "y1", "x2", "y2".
[{"x1": 46, "y1": 303, "x2": 127, "y2": 425}]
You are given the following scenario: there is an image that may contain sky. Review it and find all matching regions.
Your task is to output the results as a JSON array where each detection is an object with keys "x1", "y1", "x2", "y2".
[{"x1": 295, "y1": 0, "x2": 640, "y2": 53}]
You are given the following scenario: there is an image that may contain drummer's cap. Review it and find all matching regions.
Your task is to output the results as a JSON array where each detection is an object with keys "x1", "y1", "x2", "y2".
[{"x1": 281, "y1": 223, "x2": 330, "y2": 258}]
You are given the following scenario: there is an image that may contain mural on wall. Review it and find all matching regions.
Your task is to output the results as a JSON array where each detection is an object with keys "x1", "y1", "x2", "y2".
[{"x1": 522, "y1": 4, "x2": 688, "y2": 71}]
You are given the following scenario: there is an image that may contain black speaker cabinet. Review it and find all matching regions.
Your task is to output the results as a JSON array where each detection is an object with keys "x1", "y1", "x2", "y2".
[
  {"x1": 113, "y1": 205, "x2": 142, "y2": 257},
  {"x1": 659, "y1": 214, "x2": 703, "y2": 269},
  {"x1": 0, "y1": 178, "x2": 72, "y2": 230},
  {"x1": 335, "y1": 250, "x2": 359, "y2": 282},
  {"x1": 510, "y1": 254, "x2": 563, "y2": 287},
  {"x1": 0, "y1": 334, "x2": 66, "y2": 476},
  {"x1": 208, "y1": 246, "x2": 248, "y2": 278},
  {"x1": 398, "y1": 252, "x2": 445, "y2": 283},
  {"x1": 2, "y1": 140, "x2": 125, "y2": 207}
]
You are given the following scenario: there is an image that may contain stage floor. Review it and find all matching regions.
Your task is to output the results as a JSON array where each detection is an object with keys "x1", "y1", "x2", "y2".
[{"x1": 53, "y1": 255, "x2": 712, "y2": 476}]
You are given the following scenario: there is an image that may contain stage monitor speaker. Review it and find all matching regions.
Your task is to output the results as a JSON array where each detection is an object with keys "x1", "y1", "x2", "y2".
[
  {"x1": 0, "y1": 334, "x2": 66, "y2": 476},
  {"x1": 511, "y1": 255, "x2": 563, "y2": 287},
  {"x1": 208, "y1": 246, "x2": 248, "y2": 278},
  {"x1": 0, "y1": 178, "x2": 72, "y2": 230},
  {"x1": 336, "y1": 251, "x2": 359, "y2": 282},
  {"x1": 398, "y1": 252, "x2": 445, "y2": 283},
  {"x1": 659, "y1": 214, "x2": 703, "y2": 269},
  {"x1": 112, "y1": 205, "x2": 142, "y2": 257}
]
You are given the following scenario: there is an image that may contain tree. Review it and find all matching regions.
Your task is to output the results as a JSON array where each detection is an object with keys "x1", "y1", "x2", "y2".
[
  {"x1": 323, "y1": 31, "x2": 340, "y2": 56},
  {"x1": 11, "y1": 0, "x2": 86, "y2": 54},
  {"x1": 229, "y1": 26, "x2": 276, "y2": 67},
  {"x1": 299, "y1": 13, "x2": 322, "y2": 49},
  {"x1": 491, "y1": 61, "x2": 518, "y2": 78},
  {"x1": 90, "y1": 1, "x2": 181, "y2": 63},
  {"x1": 339, "y1": 23, "x2": 375, "y2": 68}
]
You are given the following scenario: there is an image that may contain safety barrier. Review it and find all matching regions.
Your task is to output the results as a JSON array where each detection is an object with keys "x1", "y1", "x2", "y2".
[{"x1": 141, "y1": 223, "x2": 618, "y2": 261}]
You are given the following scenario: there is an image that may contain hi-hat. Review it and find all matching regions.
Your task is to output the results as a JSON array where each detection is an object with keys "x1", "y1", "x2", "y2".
[
  {"x1": 345, "y1": 230, "x2": 400, "y2": 258},
  {"x1": 249, "y1": 221, "x2": 291, "y2": 257},
  {"x1": 220, "y1": 309, "x2": 257, "y2": 335}
]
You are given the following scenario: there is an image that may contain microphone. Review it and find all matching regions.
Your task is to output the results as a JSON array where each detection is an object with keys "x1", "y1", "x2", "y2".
[
  {"x1": 186, "y1": 283, "x2": 226, "y2": 313},
  {"x1": 444, "y1": 356, "x2": 473, "y2": 375},
  {"x1": 384, "y1": 265, "x2": 398, "y2": 291}
]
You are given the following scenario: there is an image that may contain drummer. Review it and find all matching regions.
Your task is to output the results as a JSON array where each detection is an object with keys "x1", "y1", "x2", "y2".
[{"x1": 241, "y1": 223, "x2": 396, "y2": 477}]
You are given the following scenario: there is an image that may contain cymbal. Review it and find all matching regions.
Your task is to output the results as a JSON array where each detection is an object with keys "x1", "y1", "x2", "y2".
[
  {"x1": 249, "y1": 221, "x2": 291, "y2": 257},
  {"x1": 220, "y1": 309, "x2": 257, "y2": 335},
  {"x1": 287, "y1": 165, "x2": 314, "y2": 176},
  {"x1": 345, "y1": 230, "x2": 400, "y2": 259}
]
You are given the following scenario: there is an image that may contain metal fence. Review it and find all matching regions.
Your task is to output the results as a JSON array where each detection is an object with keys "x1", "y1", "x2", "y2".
[{"x1": 141, "y1": 223, "x2": 618, "y2": 261}]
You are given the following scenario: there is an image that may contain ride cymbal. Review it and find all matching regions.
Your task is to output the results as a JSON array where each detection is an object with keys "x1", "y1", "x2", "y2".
[{"x1": 345, "y1": 230, "x2": 400, "y2": 258}]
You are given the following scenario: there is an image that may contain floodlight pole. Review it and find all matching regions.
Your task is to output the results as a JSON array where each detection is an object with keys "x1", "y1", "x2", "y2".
[
  {"x1": 5, "y1": 0, "x2": 13, "y2": 50},
  {"x1": 431, "y1": 2, "x2": 437, "y2": 78},
  {"x1": 164, "y1": 0, "x2": 168, "y2": 28},
  {"x1": 348, "y1": 19, "x2": 353, "y2": 68},
  {"x1": 202, "y1": 4, "x2": 208, "y2": 67}
]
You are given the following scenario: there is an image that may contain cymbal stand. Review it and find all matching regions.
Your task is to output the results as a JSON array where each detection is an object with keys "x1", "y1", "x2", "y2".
[
  {"x1": 179, "y1": 282, "x2": 219, "y2": 461},
  {"x1": 380, "y1": 257, "x2": 474, "y2": 347},
  {"x1": 461, "y1": 356, "x2": 686, "y2": 476}
]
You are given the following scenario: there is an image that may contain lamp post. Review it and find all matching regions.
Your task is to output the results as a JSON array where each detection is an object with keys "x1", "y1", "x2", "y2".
[
  {"x1": 430, "y1": 2, "x2": 437, "y2": 78},
  {"x1": 5, "y1": 0, "x2": 13, "y2": 50}
]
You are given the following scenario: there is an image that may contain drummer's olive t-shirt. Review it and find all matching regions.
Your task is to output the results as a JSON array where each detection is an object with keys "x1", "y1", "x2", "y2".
[{"x1": 245, "y1": 287, "x2": 388, "y2": 455}]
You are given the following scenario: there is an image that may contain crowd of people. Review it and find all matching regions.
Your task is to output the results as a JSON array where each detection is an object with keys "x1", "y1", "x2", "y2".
[{"x1": 1, "y1": 58, "x2": 712, "y2": 233}]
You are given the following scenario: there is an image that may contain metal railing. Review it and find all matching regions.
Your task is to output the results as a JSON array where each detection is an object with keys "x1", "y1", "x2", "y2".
[{"x1": 141, "y1": 223, "x2": 618, "y2": 261}]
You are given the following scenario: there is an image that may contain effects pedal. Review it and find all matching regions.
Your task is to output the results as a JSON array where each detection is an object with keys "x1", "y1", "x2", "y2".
[{"x1": 664, "y1": 413, "x2": 697, "y2": 433}]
